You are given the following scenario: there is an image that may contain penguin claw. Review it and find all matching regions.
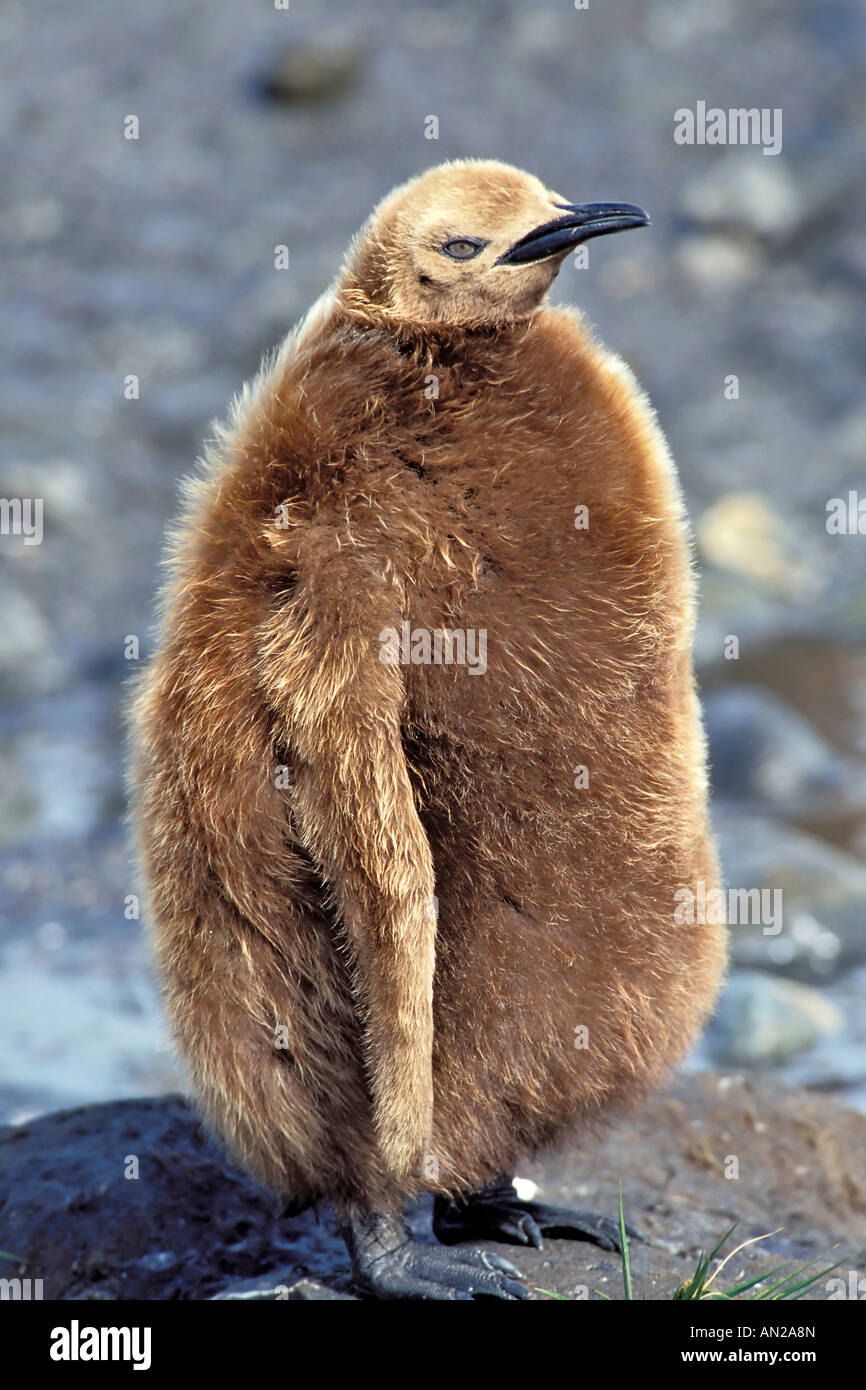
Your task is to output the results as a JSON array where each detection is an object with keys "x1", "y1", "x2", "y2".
[
  {"x1": 342, "y1": 1210, "x2": 533, "y2": 1300},
  {"x1": 434, "y1": 1185, "x2": 643, "y2": 1254},
  {"x1": 359, "y1": 1244, "x2": 531, "y2": 1301}
]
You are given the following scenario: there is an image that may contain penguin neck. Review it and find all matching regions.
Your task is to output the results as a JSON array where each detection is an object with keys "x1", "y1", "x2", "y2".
[{"x1": 335, "y1": 286, "x2": 533, "y2": 361}]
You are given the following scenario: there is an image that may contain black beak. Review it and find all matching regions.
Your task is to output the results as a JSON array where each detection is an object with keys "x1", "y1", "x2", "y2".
[{"x1": 496, "y1": 201, "x2": 650, "y2": 266}]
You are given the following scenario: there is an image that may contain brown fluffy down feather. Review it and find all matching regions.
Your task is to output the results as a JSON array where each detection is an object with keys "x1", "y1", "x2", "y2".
[{"x1": 130, "y1": 160, "x2": 725, "y2": 1216}]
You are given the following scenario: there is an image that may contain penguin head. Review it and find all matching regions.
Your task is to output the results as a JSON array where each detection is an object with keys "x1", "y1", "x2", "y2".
[{"x1": 342, "y1": 159, "x2": 649, "y2": 329}]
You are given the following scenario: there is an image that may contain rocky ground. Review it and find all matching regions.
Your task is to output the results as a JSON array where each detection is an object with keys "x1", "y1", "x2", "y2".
[
  {"x1": 1, "y1": 0, "x2": 865, "y2": 1296},
  {"x1": 1, "y1": 1073, "x2": 863, "y2": 1300}
]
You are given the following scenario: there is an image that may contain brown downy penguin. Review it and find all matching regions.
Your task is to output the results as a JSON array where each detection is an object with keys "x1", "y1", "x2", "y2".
[{"x1": 131, "y1": 159, "x2": 725, "y2": 1300}]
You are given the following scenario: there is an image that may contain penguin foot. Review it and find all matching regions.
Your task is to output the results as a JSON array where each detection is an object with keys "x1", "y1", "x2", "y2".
[
  {"x1": 433, "y1": 1177, "x2": 644, "y2": 1253},
  {"x1": 340, "y1": 1209, "x2": 531, "y2": 1300}
]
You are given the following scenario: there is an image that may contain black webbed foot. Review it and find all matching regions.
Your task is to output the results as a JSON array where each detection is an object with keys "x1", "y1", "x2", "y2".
[
  {"x1": 433, "y1": 1176, "x2": 644, "y2": 1253},
  {"x1": 340, "y1": 1209, "x2": 532, "y2": 1300}
]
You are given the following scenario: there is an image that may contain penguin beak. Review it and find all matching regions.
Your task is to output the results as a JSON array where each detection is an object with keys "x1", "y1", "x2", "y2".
[{"x1": 496, "y1": 201, "x2": 650, "y2": 265}]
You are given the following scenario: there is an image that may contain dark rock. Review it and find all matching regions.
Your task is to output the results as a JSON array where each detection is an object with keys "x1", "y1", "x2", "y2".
[
  {"x1": 256, "y1": 35, "x2": 366, "y2": 105},
  {"x1": 0, "y1": 1095, "x2": 349, "y2": 1301},
  {"x1": 1, "y1": 1077, "x2": 864, "y2": 1301}
]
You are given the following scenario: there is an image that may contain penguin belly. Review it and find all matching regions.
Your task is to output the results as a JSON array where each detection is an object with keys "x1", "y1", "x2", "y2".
[
  {"x1": 132, "y1": 303, "x2": 723, "y2": 1217},
  {"x1": 394, "y1": 311, "x2": 724, "y2": 1191}
]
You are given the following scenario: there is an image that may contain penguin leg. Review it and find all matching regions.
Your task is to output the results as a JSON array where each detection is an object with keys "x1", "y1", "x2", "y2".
[
  {"x1": 433, "y1": 1175, "x2": 643, "y2": 1252},
  {"x1": 339, "y1": 1210, "x2": 532, "y2": 1300}
]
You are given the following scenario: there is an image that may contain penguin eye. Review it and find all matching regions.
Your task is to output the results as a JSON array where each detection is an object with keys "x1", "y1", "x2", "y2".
[{"x1": 440, "y1": 237, "x2": 486, "y2": 261}]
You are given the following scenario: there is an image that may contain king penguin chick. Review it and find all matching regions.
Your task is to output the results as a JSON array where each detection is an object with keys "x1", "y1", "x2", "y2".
[{"x1": 131, "y1": 159, "x2": 726, "y2": 1300}]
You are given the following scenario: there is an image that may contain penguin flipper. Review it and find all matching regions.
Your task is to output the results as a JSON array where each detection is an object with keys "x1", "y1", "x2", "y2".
[{"x1": 259, "y1": 550, "x2": 436, "y2": 1181}]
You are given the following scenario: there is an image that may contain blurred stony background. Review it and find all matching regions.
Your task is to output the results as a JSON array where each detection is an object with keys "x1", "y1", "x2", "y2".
[{"x1": 1, "y1": 0, "x2": 865, "y2": 1131}]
